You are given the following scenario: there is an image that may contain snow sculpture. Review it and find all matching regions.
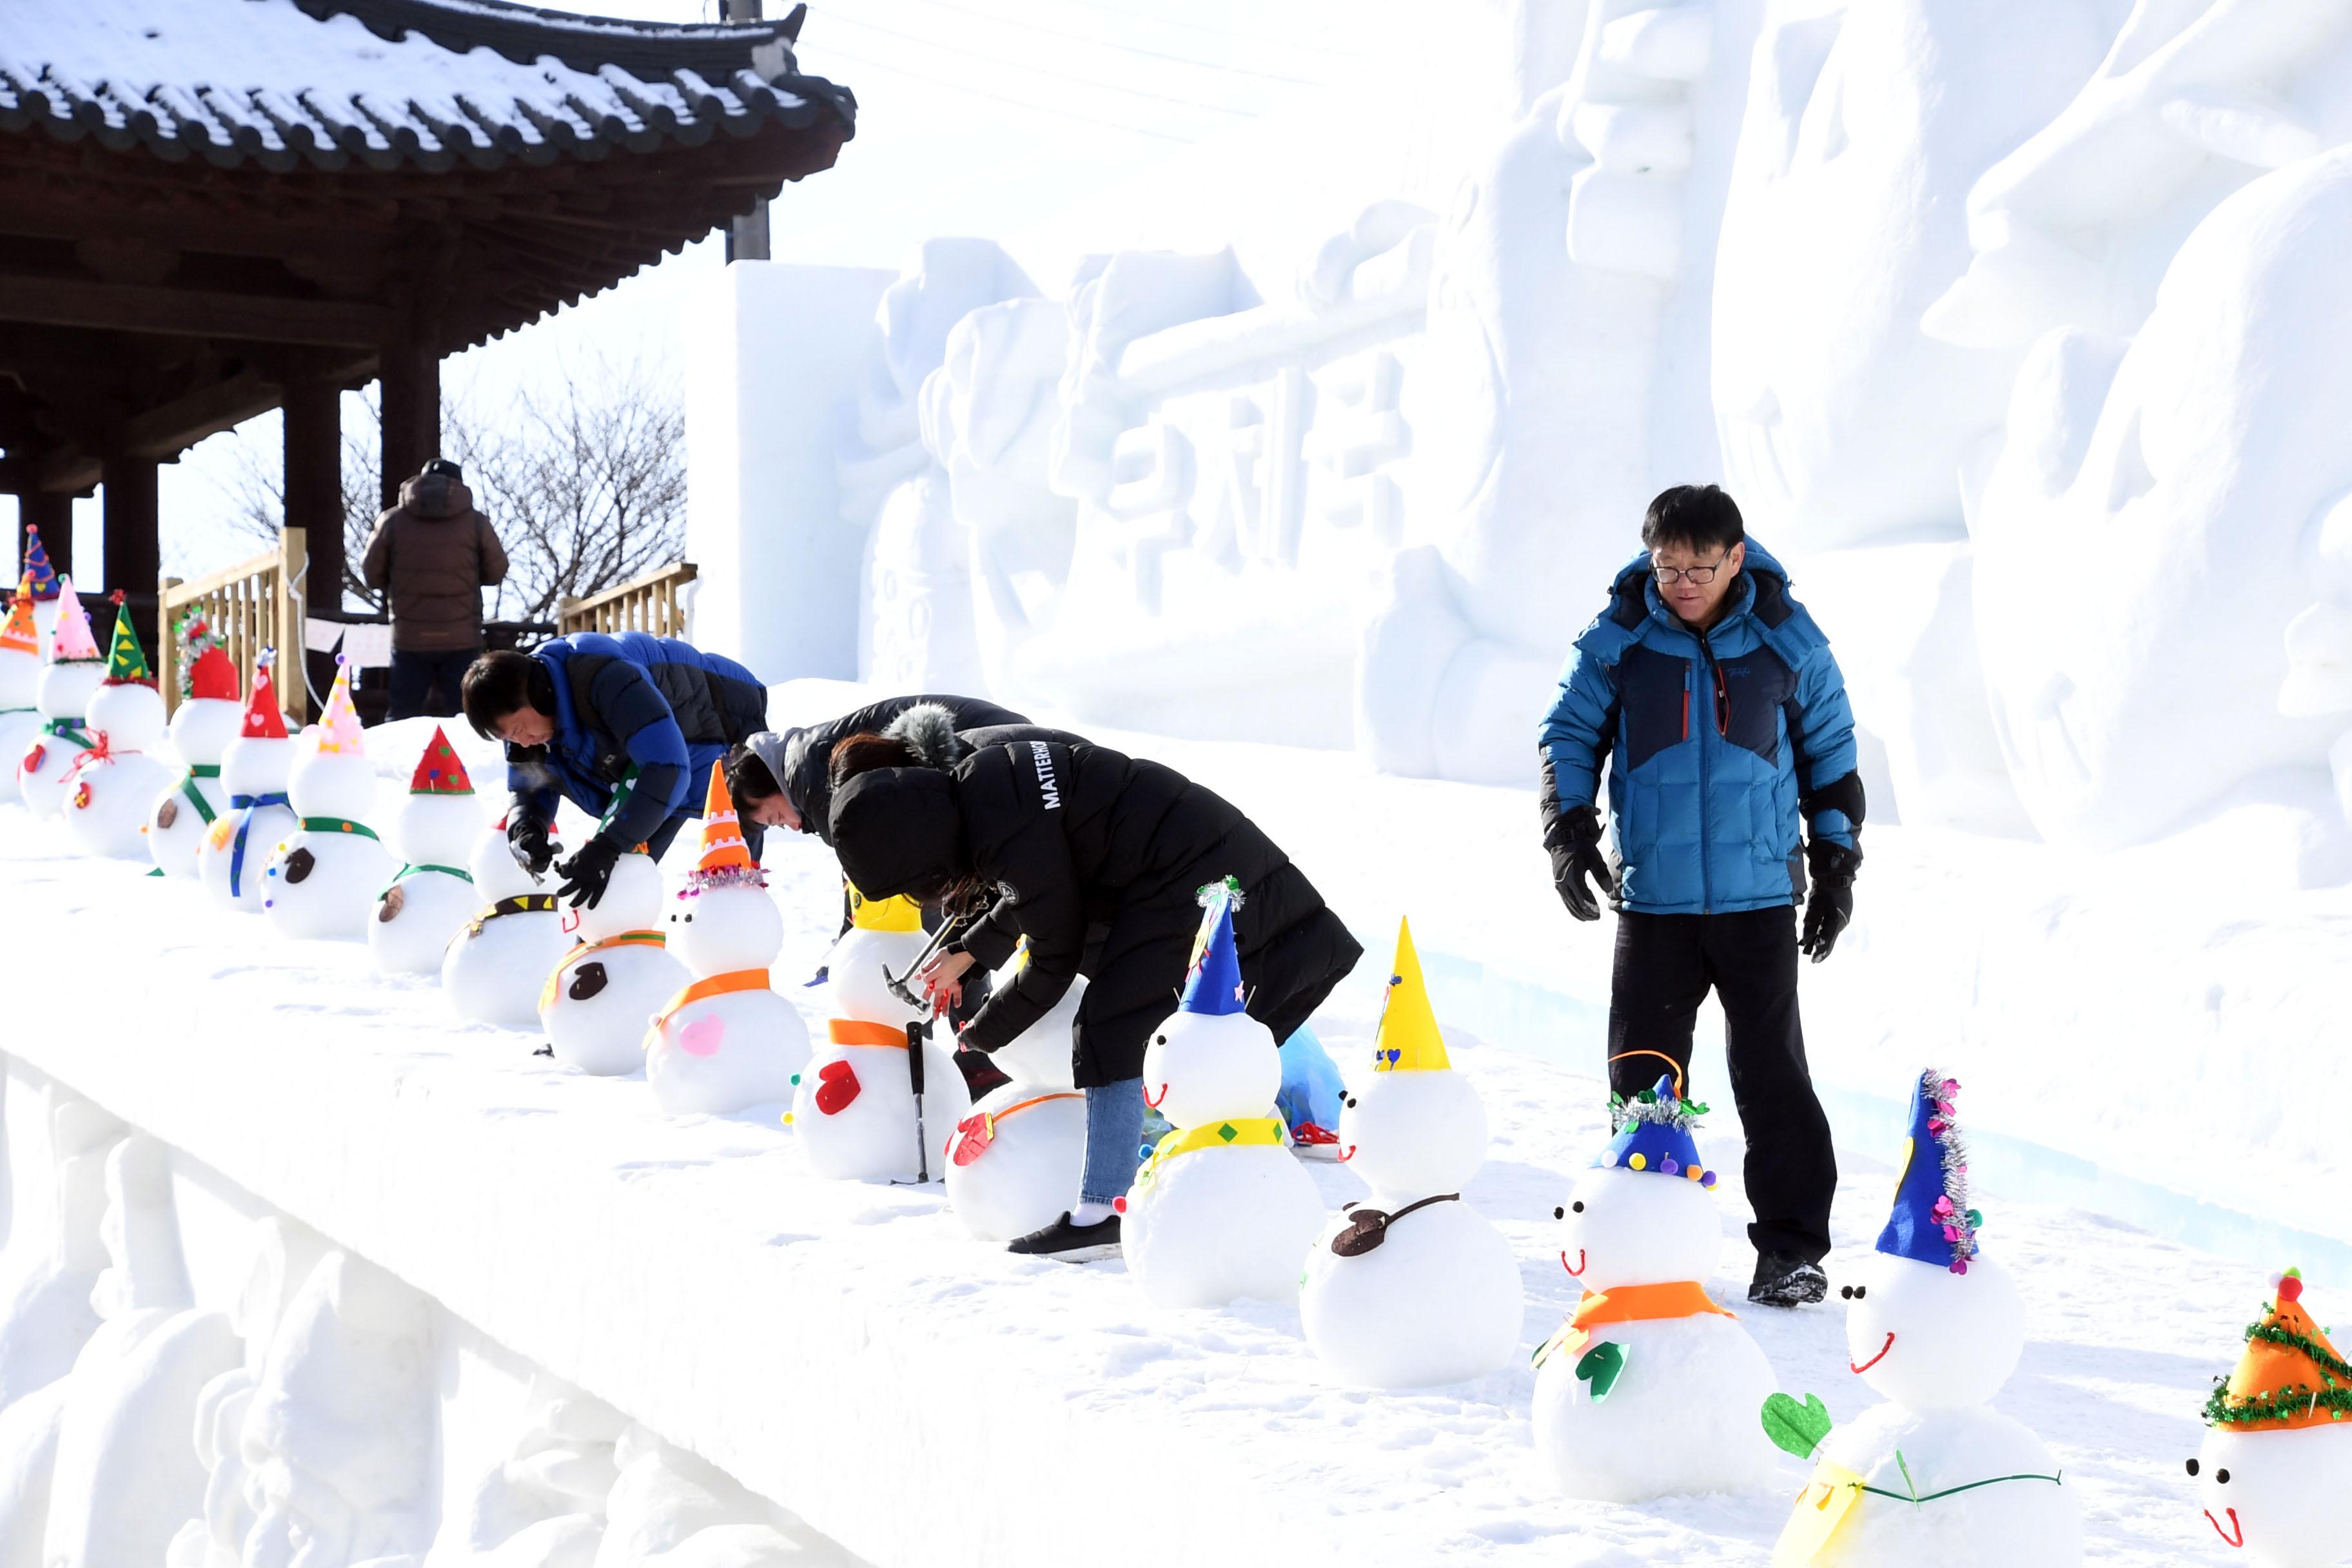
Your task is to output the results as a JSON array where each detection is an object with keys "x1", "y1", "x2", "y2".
[
  {"x1": 599, "y1": 1424, "x2": 845, "y2": 1565},
  {"x1": 0, "y1": 585, "x2": 42, "y2": 806},
  {"x1": 62, "y1": 596, "x2": 179, "y2": 859},
  {"x1": 0, "y1": 1090, "x2": 124, "y2": 1410},
  {"x1": 261, "y1": 658, "x2": 394, "y2": 939},
  {"x1": 2188, "y1": 1268, "x2": 2352, "y2": 1568},
  {"x1": 196, "y1": 651, "x2": 298, "y2": 914},
  {"x1": 371, "y1": 727, "x2": 487, "y2": 976},
  {"x1": 146, "y1": 632, "x2": 240, "y2": 880},
  {"x1": 1767, "y1": 1070, "x2": 2079, "y2": 1567},
  {"x1": 1300, "y1": 919, "x2": 1520, "y2": 1389},
  {"x1": 1533, "y1": 1073, "x2": 1774, "y2": 1501},
  {"x1": 945, "y1": 951, "x2": 1087, "y2": 1243},
  {"x1": 1117, "y1": 881, "x2": 1323, "y2": 1308},
  {"x1": 17, "y1": 578, "x2": 104, "y2": 818},
  {"x1": 446, "y1": 1373, "x2": 629, "y2": 1567},
  {"x1": 645, "y1": 763, "x2": 808, "y2": 1115},
  {"x1": 540, "y1": 846, "x2": 683, "y2": 1075},
  {"x1": 788, "y1": 887, "x2": 968, "y2": 1182},
  {"x1": 444, "y1": 813, "x2": 570, "y2": 1030}
]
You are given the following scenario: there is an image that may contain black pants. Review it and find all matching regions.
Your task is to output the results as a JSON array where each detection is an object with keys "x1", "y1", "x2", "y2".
[
  {"x1": 387, "y1": 647, "x2": 478, "y2": 721},
  {"x1": 1605, "y1": 906, "x2": 1835, "y2": 1263}
]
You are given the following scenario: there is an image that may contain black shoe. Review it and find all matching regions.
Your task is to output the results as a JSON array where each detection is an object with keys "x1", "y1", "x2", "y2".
[
  {"x1": 1749, "y1": 1250, "x2": 1828, "y2": 1308},
  {"x1": 954, "y1": 1048, "x2": 1013, "y2": 1101},
  {"x1": 1006, "y1": 1211, "x2": 1122, "y2": 1262}
]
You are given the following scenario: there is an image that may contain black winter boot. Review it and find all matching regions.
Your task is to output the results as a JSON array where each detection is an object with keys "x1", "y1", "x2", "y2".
[
  {"x1": 1749, "y1": 1250, "x2": 1828, "y2": 1308},
  {"x1": 1006, "y1": 1211, "x2": 1122, "y2": 1262}
]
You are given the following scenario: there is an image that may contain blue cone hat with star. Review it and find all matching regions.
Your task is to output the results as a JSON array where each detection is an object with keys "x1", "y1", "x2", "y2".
[{"x1": 1178, "y1": 876, "x2": 1246, "y2": 1017}]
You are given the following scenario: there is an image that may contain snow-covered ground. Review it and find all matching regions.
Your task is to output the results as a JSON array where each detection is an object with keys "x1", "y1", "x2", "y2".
[{"x1": 0, "y1": 705, "x2": 2322, "y2": 1564}]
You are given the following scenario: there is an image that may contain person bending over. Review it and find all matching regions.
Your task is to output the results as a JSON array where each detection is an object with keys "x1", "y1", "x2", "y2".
[{"x1": 722, "y1": 692, "x2": 1030, "y2": 841}]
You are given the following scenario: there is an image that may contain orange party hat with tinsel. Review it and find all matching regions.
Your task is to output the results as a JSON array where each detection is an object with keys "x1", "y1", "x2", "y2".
[
  {"x1": 687, "y1": 760, "x2": 763, "y2": 890},
  {"x1": 409, "y1": 726, "x2": 473, "y2": 795},
  {"x1": 1, "y1": 585, "x2": 36, "y2": 658},
  {"x1": 313, "y1": 656, "x2": 365, "y2": 754},
  {"x1": 240, "y1": 650, "x2": 289, "y2": 740},
  {"x1": 2204, "y1": 1269, "x2": 2352, "y2": 1434}
]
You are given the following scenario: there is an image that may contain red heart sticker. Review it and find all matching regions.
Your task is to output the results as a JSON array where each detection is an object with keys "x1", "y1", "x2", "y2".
[
  {"x1": 951, "y1": 1111, "x2": 993, "y2": 1166},
  {"x1": 812, "y1": 1058, "x2": 861, "y2": 1116}
]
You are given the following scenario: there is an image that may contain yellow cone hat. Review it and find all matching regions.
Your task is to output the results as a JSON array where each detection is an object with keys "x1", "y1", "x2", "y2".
[
  {"x1": 1371, "y1": 917, "x2": 1449, "y2": 1073},
  {"x1": 848, "y1": 881, "x2": 923, "y2": 933}
]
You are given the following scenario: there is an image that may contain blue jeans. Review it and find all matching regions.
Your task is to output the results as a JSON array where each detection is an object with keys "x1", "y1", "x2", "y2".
[
  {"x1": 387, "y1": 647, "x2": 477, "y2": 721},
  {"x1": 1080, "y1": 1077, "x2": 1146, "y2": 1207}
]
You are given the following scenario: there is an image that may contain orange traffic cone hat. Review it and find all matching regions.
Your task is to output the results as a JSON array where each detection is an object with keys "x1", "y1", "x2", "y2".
[{"x1": 687, "y1": 760, "x2": 764, "y2": 891}]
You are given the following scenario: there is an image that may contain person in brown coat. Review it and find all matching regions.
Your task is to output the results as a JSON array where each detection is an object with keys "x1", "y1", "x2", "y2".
[{"x1": 362, "y1": 459, "x2": 509, "y2": 720}]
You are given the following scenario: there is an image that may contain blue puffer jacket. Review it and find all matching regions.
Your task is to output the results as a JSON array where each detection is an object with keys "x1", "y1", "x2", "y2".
[
  {"x1": 509, "y1": 632, "x2": 769, "y2": 850},
  {"x1": 1538, "y1": 542, "x2": 1859, "y2": 915}
]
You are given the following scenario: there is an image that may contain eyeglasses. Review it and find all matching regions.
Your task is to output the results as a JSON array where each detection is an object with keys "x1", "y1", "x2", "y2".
[{"x1": 1652, "y1": 555, "x2": 1732, "y2": 586}]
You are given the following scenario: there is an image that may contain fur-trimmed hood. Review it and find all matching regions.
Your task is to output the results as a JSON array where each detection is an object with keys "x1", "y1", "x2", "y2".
[{"x1": 881, "y1": 701, "x2": 969, "y2": 770}]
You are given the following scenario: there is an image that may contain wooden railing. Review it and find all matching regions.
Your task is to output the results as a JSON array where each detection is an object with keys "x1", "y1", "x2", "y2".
[
  {"x1": 157, "y1": 527, "x2": 309, "y2": 725},
  {"x1": 558, "y1": 561, "x2": 696, "y2": 640}
]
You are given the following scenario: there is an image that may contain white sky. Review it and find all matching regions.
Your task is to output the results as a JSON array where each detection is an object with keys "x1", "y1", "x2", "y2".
[{"x1": 6, "y1": 0, "x2": 1391, "y2": 601}]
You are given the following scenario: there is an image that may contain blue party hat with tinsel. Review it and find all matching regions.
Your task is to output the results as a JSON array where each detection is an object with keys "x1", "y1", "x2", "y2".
[
  {"x1": 19, "y1": 524, "x2": 59, "y2": 602},
  {"x1": 1177, "y1": 876, "x2": 1246, "y2": 1016},
  {"x1": 1594, "y1": 1075, "x2": 1716, "y2": 1187},
  {"x1": 1876, "y1": 1068, "x2": 1981, "y2": 1274}
]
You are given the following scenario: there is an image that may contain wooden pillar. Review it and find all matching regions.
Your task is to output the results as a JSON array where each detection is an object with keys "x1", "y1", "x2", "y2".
[
  {"x1": 378, "y1": 327, "x2": 440, "y2": 514},
  {"x1": 284, "y1": 373, "x2": 344, "y2": 615},
  {"x1": 102, "y1": 451, "x2": 160, "y2": 647},
  {"x1": 18, "y1": 488, "x2": 72, "y2": 580}
]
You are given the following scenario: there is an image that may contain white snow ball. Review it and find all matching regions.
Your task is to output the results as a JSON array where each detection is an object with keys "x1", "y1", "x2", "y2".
[
  {"x1": 542, "y1": 939, "x2": 685, "y2": 1075},
  {"x1": 670, "y1": 884, "x2": 782, "y2": 975},
  {"x1": 167, "y1": 695, "x2": 244, "y2": 766},
  {"x1": 1141, "y1": 1009, "x2": 1280, "y2": 1129},
  {"x1": 1300, "y1": 1196, "x2": 1520, "y2": 1389},
  {"x1": 573, "y1": 850, "x2": 665, "y2": 943},
  {"x1": 1532, "y1": 1313, "x2": 1778, "y2": 1502},
  {"x1": 469, "y1": 822, "x2": 553, "y2": 900},
  {"x1": 219, "y1": 732, "x2": 293, "y2": 798},
  {"x1": 0, "y1": 649, "x2": 34, "y2": 708},
  {"x1": 1123, "y1": 1144, "x2": 1323, "y2": 1309},
  {"x1": 369, "y1": 868, "x2": 479, "y2": 976},
  {"x1": 944, "y1": 1083, "x2": 1087, "y2": 1242},
  {"x1": 64, "y1": 751, "x2": 178, "y2": 859},
  {"x1": 790, "y1": 1038, "x2": 972, "y2": 1183},
  {"x1": 2192, "y1": 1422, "x2": 2352, "y2": 1568},
  {"x1": 1337, "y1": 1069, "x2": 1488, "y2": 1200},
  {"x1": 36, "y1": 660, "x2": 102, "y2": 720},
  {"x1": 389, "y1": 791, "x2": 482, "y2": 871},
  {"x1": 826, "y1": 925, "x2": 932, "y2": 1024},
  {"x1": 85, "y1": 679, "x2": 166, "y2": 749},
  {"x1": 1845, "y1": 1251, "x2": 2024, "y2": 1411},
  {"x1": 1556, "y1": 1166, "x2": 1724, "y2": 1293},
  {"x1": 1813, "y1": 1400, "x2": 2080, "y2": 1568},
  {"x1": 286, "y1": 747, "x2": 375, "y2": 821}
]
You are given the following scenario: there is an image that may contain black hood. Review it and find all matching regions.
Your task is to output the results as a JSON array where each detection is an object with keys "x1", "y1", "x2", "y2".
[{"x1": 829, "y1": 766, "x2": 970, "y2": 901}]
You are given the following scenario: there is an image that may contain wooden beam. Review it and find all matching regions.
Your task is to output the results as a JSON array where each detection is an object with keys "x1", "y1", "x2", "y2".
[
  {"x1": 0, "y1": 275, "x2": 393, "y2": 348},
  {"x1": 284, "y1": 371, "x2": 346, "y2": 616},
  {"x1": 378, "y1": 327, "x2": 440, "y2": 514},
  {"x1": 119, "y1": 368, "x2": 290, "y2": 462},
  {"x1": 103, "y1": 451, "x2": 160, "y2": 609}
]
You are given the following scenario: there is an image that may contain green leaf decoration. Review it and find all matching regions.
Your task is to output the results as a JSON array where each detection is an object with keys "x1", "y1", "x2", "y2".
[
  {"x1": 1761, "y1": 1392, "x2": 1834, "y2": 1460},
  {"x1": 1896, "y1": 1448, "x2": 1921, "y2": 1506},
  {"x1": 1575, "y1": 1341, "x2": 1627, "y2": 1404}
]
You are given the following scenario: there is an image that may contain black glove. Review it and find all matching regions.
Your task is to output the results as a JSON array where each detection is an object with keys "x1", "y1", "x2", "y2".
[
  {"x1": 555, "y1": 836, "x2": 623, "y2": 910},
  {"x1": 1545, "y1": 803, "x2": 1617, "y2": 923},
  {"x1": 1801, "y1": 839, "x2": 1862, "y2": 964},
  {"x1": 507, "y1": 813, "x2": 556, "y2": 877}
]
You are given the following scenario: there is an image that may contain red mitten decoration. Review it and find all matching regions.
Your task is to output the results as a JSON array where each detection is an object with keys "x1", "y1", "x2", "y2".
[
  {"x1": 813, "y1": 1057, "x2": 861, "y2": 1116},
  {"x1": 22, "y1": 743, "x2": 44, "y2": 774},
  {"x1": 952, "y1": 1111, "x2": 993, "y2": 1166}
]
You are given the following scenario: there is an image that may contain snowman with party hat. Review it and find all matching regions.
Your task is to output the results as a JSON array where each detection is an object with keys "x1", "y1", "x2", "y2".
[
  {"x1": 1533, "y1": 1072, "x2": 1777, "y2": 1500},
  {"x1": 1764, "y1": 1069, "x2": 2077, "y2": 1568},
  {"x1": 369, "y1": 727, "x2": 487, "y2": 975},
  {"x1": 1118, "y1": 879, "x2": 1324, "y2": 1308},
  {"x1": 17, "y1": 576, "x2": 105, "y2": 817},
  {"x1": 260, "y1": 657, "x2": 393, "y2": 939},
  {"x1": 2186, "y1": 1268, "x2": 2352, "y2": 1567},
  {"x1": 539, "y1": 833, "x2": 681, "y2": 1075},
  {"x1": 789, "y1": 883, "x2": 970, "y2": 1181},
  {"x1": 15, "y1": 522, "x2": 65, "y2": 649},
  {"x1": 197, "y1": 650, "x2": 299, "y2": 912},
  {"x1": 144, "y1": 616, "x2": 241, "y2": 877},
  {"x1": 62, "y1": 594, "x2": 179, "y2": 859},
  {"x1": 644, "y1": 762, "x2": 808, "y2": 1114},
  {"x1": 0, "y1": 581, "x2": 44, "y2": 805},
  {"x1": 1300, "y1": 917, "x2": 1521, "y2": 1389}
]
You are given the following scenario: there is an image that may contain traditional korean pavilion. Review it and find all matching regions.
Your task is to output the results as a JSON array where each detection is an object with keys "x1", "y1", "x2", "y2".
[{"x1": 0, "y1": 0, "x2": 854, "y2": 628}]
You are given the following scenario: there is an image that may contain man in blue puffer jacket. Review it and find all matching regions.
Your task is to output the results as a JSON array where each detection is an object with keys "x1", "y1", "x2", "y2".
[
  {"x1": 1536, "y1": 484, "x2": 1863, "y2": 1308},
  {"x1": 460, "y1": 633, "x2": 770, "y2": 906}
]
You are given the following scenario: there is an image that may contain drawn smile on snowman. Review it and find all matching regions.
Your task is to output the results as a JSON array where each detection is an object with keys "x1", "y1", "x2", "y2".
[
  {"x1": 1145, "y1": 1081, "x2": 1169, "y2": 1110},
  {"x1": 1848, "y1": 1331, "x2": 1895, "y2": 1375}
]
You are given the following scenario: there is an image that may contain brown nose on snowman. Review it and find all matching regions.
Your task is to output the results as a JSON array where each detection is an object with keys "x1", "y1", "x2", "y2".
[{"x1": 2187, "y1": 1268, "x2": 2352, "y2": 1567}]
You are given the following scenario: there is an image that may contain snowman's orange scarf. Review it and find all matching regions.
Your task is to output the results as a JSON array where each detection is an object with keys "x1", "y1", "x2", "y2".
[
  {"x1": 1534, "y1": 1281, "x2": 1736, "y2": 1367},
  {"x1": 649, "y1": 968, "x2": 770, "y2": 1035},
  {"x1": 828, "y1": 1018, "x2": 910, "y2": 1048}
]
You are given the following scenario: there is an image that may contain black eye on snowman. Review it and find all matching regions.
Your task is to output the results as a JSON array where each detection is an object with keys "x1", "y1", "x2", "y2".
[
  {"x1": 2216, "y1": 1469, "x2": 2231, "y2": 1485},
  {"x1": 1553, "y1": 1206, "x2": 1564, "y2": 1220},
  {"x1": 1342, "y1": 1094, "x2": 1357, "y2": 1110},
  {"x1": 1840, "y1": 1284, "x2": 1868, "y2": 1300},
  {"x1": 1571, "y1": 1200, "x2": 1584, "y2": 1213},
  {"x1": 1156, "y1": 1033, "x2": 1168, "y2": 1044},
  {"x1": 2184, "y1": 1458, "x2": 2199, "y2": 1477}
]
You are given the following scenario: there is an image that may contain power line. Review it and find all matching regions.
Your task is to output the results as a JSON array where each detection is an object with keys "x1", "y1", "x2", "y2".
[
  {"x1": 804, "y1": 39, "x2": 1200, "y2": 142},
  {"x1": 818, "y1": 10, "x2": 1264, "y2": 117},
  {"x1": 872, "y1": 0, "x2": 1331, "y2": 87}
]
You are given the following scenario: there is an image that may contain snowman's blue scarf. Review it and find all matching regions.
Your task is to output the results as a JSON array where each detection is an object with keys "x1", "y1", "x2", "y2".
[{"x1": 227, "y1": 792, "x2": 289, "y2": 896}]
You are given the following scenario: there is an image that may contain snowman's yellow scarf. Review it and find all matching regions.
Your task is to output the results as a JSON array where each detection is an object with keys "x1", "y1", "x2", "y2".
[
  {"x1": 1132, "y1": 1117, "x2": 1286, "y2": 1191},
  {"x1": 537, "y1": 932, "x2": 665, "y2": 1012}
]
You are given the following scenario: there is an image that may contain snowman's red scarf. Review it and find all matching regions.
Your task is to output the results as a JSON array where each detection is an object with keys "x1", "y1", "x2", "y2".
[
  {"x1": 1533, "y1": 1281, "x2": 1736, "y2": 1368},
  {"x1": 648, "y1": 968, "x2": 771, "y2": 1037}
]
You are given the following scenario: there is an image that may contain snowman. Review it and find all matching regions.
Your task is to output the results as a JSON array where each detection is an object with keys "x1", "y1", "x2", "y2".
[
  {"x1": 1765, "y1": 1070, "x2": 2078, "y2": 1568},
  {"x1": 1117, "y1": 880, "x2": 1324, "y2": 1308},
  {"x1": 145, "y1": 624, "x2": 241, "y2": 877},
  {"x1": 1300, "y1": 917, "x2": 1520, "y2": 1389},
  {"x1": 789, "y1": 885, "x2": 972, "y2": 1182},
  {"x1": 539, "y1": 841, "x2": 683, "y2": 1074},
  {"x1": 644, "y1": 763, "x2": 808, "y2": 1114},
  {"x1": 0, "y1": 584, "x2": 43, "y2": 804},
  {"x1": 16, "y1": 577, "x2": 104, "y2": 818},
  {"x1": 260, "y1": 658, "x2": 393, "y2": 939},
  {"x1": 1533, "y1": 1074, "x2": 1776, "y2": 1502},
  {"x1": 61, "y1": 594, "x2": 180, "y2": 859},
  {"x1": 15, "y1": 522, "x2": 64, "y2": 651},
  {"x1": 197, "y1": 651, "x2": 299, "y2": 913},
  {"x1": 369, "y1": 727, "x2": 486, "y2": 975},
  {"x1": 443, "y1": 813, "x2": 569, "y2": 1030},
  {"x1": 2186, "y1": 1269, "x2": 2352, "y2": 1567},
  {"x1": 945, "y1": 948, "x2": 1088, "y2": 1242}
]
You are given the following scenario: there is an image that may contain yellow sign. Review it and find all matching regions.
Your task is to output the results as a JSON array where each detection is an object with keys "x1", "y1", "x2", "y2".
[{"x1": 1772, "y1": 1462, "x2": 1863, "y2": 1566}]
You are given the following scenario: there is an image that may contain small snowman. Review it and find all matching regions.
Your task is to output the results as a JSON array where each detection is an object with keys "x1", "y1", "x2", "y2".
[
  {"x1": 789, "y1": 886, "x2": 972, "y2": 1182},
  {"x1": 260, "y1": 658, "x2": 394, "y2": 939},
  {"x1": 62, "y1": 594, "x2": 180, "y2": 859},
  {"x1": 1765, "y1": 1070, "x2": 2077, "y2": 1568},
  {"x1": 197, "y1": 651, "x2": 298, "y2": 913},
  {"x1": 16, "y1": 577, "x2": 105, "y2": 818},
  {"x1": 540, "y1": 841, "x2": 683, "y2": 1074},
  {"x1": 0, "y1": 583, "x2": 42, "y2": 805},
  {"x1": 369, "y1": 727, "x2": 486, "y2": 975},
  {"x1": 643, "y1": 763, "x2": 808, "y2": 1114},
  {"x1": 2186, "y1": 1269, "x2": 2352, "y2": 1567},
  {"x1": 946, "y1": 949, "x2": 1088, "y2": 1242},
  {"x1": 1300, "y1": 917, "x2": 1520, "y2": 1389},
  {"x1": 1533, "y1": 1074, "x2": 1776, "y2": 1502},
  {"x1": 145, "y1": 624, "x2": 241, "y2": 877},
  {"x1": 443, "y1": 813, "x2": 569, "y2": 1030},
  {"x1": 15, "y1": 523, "x2": 64, "y2": 651},
  {"x1": 1118, "y1": 879, "x2": 1324, "y2": 1308}
]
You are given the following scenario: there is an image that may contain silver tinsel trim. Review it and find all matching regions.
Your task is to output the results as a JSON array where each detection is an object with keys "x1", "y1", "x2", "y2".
[{"x1": 1923, "y1": 1067, "x2": 1979, "y2": 1269}]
